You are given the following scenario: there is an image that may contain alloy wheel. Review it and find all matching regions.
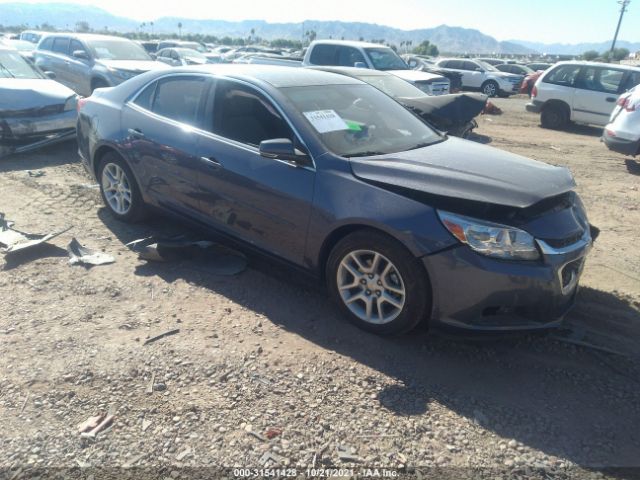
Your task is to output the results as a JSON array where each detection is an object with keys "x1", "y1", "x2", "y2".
[
  {"x1": 483, "y1": 82, "x2": 497, "y2": 96},
  {"x1": 101, "y1": 162, "x2": 132, "y2": 215},
  {"x1": 336, "y1": 249, "x2": 406, "y2": 324}
]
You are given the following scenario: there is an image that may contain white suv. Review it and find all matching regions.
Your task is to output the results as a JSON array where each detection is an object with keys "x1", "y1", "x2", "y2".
[
  {"x1": 526, "y1": 61, "x2": 640, "y2": 130},
  {"x1": 434, "y1": 58, "x2": 522, "y2": 97},
  {"x1": 603, "y1": 86, "x2": 640, "y2": 156}
]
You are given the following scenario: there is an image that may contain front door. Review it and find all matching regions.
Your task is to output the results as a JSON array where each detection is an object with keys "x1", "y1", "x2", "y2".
[{"x1": 195, "y1": 79, "x2": 315, "y2": 265}]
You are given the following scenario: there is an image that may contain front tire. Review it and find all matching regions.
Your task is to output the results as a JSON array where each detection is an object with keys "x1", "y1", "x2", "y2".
[
  {"x1": 326, "y1": 230, "x2": 431, "y2": 335},
  {"x1": 98, "y1": 152, "x2": 146, "y2": 222},
  {"x1": 481, "y1": 80, "x2": 499, "y2": 97}
]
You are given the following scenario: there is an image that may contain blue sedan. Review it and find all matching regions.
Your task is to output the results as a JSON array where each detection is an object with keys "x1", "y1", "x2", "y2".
[{"x1": 77, "y1": 65, "x2": 593, "y2": 335}]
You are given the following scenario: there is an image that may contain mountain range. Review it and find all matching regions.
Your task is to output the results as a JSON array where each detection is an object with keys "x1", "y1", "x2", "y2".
[{"x1": 1, "y1": 2, "x2": 638, "y2": 56}]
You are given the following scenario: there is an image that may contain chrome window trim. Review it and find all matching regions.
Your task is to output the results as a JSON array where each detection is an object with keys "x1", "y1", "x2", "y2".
[{"x1": 126, "y1": 72, "x2": 316, "y2": 171}]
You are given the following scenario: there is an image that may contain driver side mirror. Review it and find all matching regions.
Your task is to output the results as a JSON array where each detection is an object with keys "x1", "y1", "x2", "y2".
[
  {"x1": 475, "y1": 67, "x2": 484, "y2": 72},
  {"x1": 259, "y1": 138, "x2": 310, "y2": 165},
  {"x1": 44, "y1": 71, "x2": 56, "y2": 79},
  {"x1": 353, "y1": 61, "x2": 367, "y2": 69},
  {"x1": 72, "y1": 50, "x2": 89, "y2": 61}
]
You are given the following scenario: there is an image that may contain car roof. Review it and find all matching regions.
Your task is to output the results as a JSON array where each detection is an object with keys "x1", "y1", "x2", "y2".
[
  {"x1": 40, "y1": 33, "x2": 134, "y2": 42},
  {"x1": 171, "y1": 64, "x2": 364, "y2": 88},
  {"x1": 553, "y1": 60, "x2": 640, "y2": 72},
  {"x1": 309, "y1": 39, "x2": 391, "y2": 49}
]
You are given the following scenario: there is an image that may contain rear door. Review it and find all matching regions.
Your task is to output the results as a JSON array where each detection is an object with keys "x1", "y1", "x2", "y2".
[
  {"x1": 573, "y1": 66, "x2": 625, "y2": 126},
  {"x1": 194, "y1": 79, "x2": 315, "y2": 265},
  {"x1": 121, "y1": 74, "x2": 209, "y2": 215}
]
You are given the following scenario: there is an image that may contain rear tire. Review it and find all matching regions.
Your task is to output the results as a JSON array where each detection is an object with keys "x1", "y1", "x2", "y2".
[
  {"x1": 98, "y1": 152, "x2": 146, "y2": 223},
  {"x1": 541, "y1": 104, "x2": 568, "y2": 130},
  {"x1": 326, "y1": 230, "x2": 431, "y2": 335}
]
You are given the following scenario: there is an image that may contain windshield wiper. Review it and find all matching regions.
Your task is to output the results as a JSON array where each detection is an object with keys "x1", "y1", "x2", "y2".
[{"x1": 344, "y1": 151, "x2": 386, "y2": 158}]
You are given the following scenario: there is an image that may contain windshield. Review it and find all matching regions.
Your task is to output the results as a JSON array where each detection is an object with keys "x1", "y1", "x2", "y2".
[
  {"x1": 87, "y1": 39, "x2": 151, "y2": 61},
  {"x1": 356, "y1": 74, "x2": 425, "y2": 99},
  {"x1": 476, "y1": 60, "x2": 499, "y2": 72},
  {"x1": 282, "y1": 84, "x2": 441, "y2": 158},
  {"x1": 175, "y1": 48, "x2": 206, "y2": 60},
  {"x1": 181, "y1": 42, "x2": 206, "y2": 53},
  {"x1": 0, "y1": 50, "x2": 43, "y2": 79},
  {"x1": 365, "y1": 48, "x2": 408, "y2": 71}
]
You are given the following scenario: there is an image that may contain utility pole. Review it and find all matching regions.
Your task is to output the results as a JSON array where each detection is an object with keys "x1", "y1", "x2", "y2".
[{"x1": 610, "y1": 0, "x2": 630, "y2": 53}]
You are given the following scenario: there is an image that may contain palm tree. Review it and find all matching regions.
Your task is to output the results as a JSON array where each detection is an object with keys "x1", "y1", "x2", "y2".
[{"x1": 178, "y1": 22, "x2": 183, "y2": 38}]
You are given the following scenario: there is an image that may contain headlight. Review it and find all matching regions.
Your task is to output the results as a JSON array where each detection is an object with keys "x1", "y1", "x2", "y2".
[
  {"x1": 109, "y1": 68, "x2": 135, "y2": 80},
  {"x1": 437, "y1": 210, "x2": 540, "y2": 261},
  {"x1": 63, "y1": 94, "x2": 79, "y2": 111}
]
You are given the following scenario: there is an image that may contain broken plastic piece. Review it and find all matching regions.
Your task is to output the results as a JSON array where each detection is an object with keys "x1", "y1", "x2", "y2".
[
  {"x1": 67, "y1": 237, "x2": 115, "y2": 266},
  {"x1": 0, "y1": 212, "x2": 71, "y2": 255}
]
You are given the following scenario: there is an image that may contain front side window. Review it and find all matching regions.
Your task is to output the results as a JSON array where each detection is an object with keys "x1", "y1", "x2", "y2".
[
  {"x1": 212, "y1": 80, "x2": 293, "y2": 147},
  {"x1": 577, "y1": 67, "x2": 624, "y2": 94},
  {"x1": 622, "y1": 71, "x2": 640, "y2": 91},
  {"x1": 151, "y1": 76, "x2": 206, "y2": 126},
  {"x1": 544, "y1": 65, "x2": 581, "y2": 87},
  {"x1": 365, "y1": 48, "x2": 407, "y2": 70},
  {"x1": 282, "y1": 83, "x2": 441, "y2": 158},
  {"x1": 336, "y1": 47, "x2": 366, "y2": 67},
  {"x1": 69, "y1": 40, "x2": 88, "y2": 58}
]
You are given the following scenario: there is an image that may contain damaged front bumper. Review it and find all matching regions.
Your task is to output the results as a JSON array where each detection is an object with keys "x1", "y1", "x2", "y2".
[
  {"x1": 423, "y1": 227, "x2": 594, "y2": 331},
  {"x1": 0, "y1": 108, "x2": 77, "y2": 157}
]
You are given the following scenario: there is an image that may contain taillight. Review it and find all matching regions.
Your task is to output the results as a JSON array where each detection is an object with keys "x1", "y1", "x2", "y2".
[
  {"x1": 77, "y1": 97, "x2": 88, "y2": 112},
  {"x1": 617, "y1": 96, "x2": 636, "y2": 112},
  {"x1": 531, "y1": 85, "x2": 537, "y2": 98}
]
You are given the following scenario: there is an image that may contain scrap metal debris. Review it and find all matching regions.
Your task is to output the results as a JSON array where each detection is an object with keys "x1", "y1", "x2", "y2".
[
  {"x1": 126, "y1": 233, "x2": 247, "y2": 275},
  {"x1": 27, "y1": 170, "x2": 45, "y2": 177},
  {"x1": 0, "y1": 212, "x2": 71, "y2": 256},
  {"x1": 143, "y1": 328, "x2": 180, "y2": 346},
  {"x1": 482, "y1": 101, "x2": 503, "y2": 115},
  {"x1": 67, "y1": 237, "x2": 114, "y2": 266}
]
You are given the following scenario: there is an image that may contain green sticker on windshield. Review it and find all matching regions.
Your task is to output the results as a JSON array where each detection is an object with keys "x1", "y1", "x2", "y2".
[{"x1": 345, "y1": 120, "x2": 363, "y2": 132}]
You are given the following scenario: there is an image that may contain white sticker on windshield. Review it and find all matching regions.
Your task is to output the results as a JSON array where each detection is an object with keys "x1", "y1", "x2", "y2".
[{"x1": 303, "y1": 110, "x2": 349, "y2": 133}]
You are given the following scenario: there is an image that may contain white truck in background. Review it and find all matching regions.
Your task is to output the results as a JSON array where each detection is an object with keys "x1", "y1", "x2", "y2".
[{"x1": 301, "y1": 40, "x2": 450, "y2": 96}]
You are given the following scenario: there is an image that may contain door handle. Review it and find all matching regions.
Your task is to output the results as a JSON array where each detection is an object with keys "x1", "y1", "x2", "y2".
[
  {"x1": 606, "y1": 97, "x2": 616, "y2": 103},
  {"x1": 127, "y1": 128, "x2": 145, "y2": 138},
  {"x1": 201, "y1": 156, "x2": 223, "y2": 168}
]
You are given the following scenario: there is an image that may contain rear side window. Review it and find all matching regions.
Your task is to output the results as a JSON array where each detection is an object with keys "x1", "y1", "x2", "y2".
[
  {"x1": 212, "y1": 80, "x2": 293, "y2": 147},
  {"x1": 39, "y1": 37, "x2": 54, "y2": 51},
  {"x1": 52, "y1": 37, "x2": 69, "y2": 55},
  {"x1": 309, "y1": 44, "x2": 337, "y2": 65},
  {"x1": 151, "y1": 76, "x2": 206, "y2": 126},
  {"x1": 543, "y1": 65, "x2": 581, "y2": 87},
  {"x1": 133, "y1": 81, "x2": 157, "y2": 110},
  {"x1": 448, "y1": 60, "x2": 464, "y2": 69},
  {"x1": 576, "y1": 67, "x2": 624, "y2": 94}
]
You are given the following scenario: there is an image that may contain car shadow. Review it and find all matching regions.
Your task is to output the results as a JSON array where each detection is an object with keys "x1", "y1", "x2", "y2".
[
  {"x1": 564, "y1": 124, "x2": 603, "y2": 138},
  {"x1": 625, "y1": 159, "x2": 640, "y2": 176},
  {"x1": 97, "y1": 210, "x2": 640, "y2": 473},
  {"x1": 467, "y1": 132, "x2": 492, "y2": 144},
  {"x1": 0, "y1": 139, "x2": 79, "y2": 173}
]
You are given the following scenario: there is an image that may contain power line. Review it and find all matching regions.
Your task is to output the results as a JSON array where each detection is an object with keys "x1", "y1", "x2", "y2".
[{"x1": 610, "y1": 0, "x2": 630, "y2": 53}]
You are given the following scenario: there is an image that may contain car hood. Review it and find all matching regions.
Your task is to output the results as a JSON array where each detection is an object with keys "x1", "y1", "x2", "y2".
[
  {"x1": 97, "y1": 59, "x2": 170, "y2": 72},
  {"x1": 0, "y1": 78, "x2": 75, "y2": 111},
  {"x1": 349, "y1": 137, "x2": 575, "y2": 209},
  {"x1": 389, "y1": 69, "x2": 447, "y2": 82}
]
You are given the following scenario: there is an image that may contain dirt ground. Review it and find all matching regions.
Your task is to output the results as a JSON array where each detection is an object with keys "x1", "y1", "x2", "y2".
[{"x1": 1, "y1": 96, "x2": 639, "y2": 479}]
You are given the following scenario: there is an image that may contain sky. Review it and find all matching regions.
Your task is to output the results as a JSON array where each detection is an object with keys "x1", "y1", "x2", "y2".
[{"x1": 2, "y1": 0, "x2": 639, "y2": 44}]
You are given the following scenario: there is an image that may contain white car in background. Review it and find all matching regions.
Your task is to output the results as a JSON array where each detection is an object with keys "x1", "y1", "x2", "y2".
[
  {"x1": 526, "y1": 61, "x2": 640, "y2": 130},
  {"x1": 603, "y1": 86, "x2": 640, "y2": 157},
  {"x1": 434, "y1": 58, "x2": 522, "y2": 97}
]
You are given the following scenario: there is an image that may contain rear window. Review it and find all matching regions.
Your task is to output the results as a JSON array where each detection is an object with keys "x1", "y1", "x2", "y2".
[
  {"x1": 39, "y1": 37, "x2": 54, "y2": 51},
  {"x1": 543, "y1": 65, "x2": 581, "y2": 87},
  {"x1": 151, "y1": 76, "x2": 206, "y2": 126},
  {"x1": 52, "y1": 37, "x2": 69, "y2": 55},
  {"x1": 309, "y1": 44, "x2": 337, "y2": 65}
]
